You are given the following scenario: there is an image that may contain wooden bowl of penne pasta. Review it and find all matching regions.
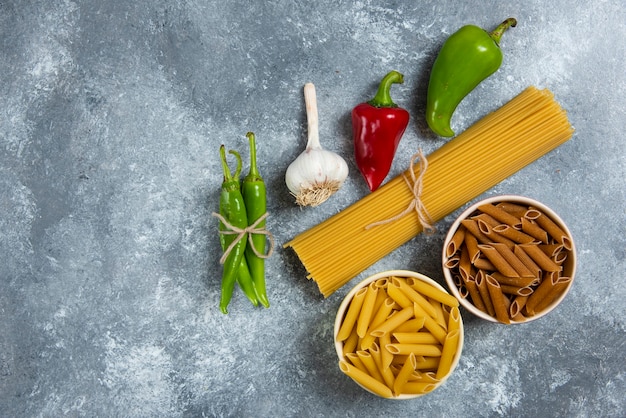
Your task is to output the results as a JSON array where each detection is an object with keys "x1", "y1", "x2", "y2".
[
  {"x1": 442, "y1": 195, "x2": 576, "y2": 325},
  {"x1": 334, "y1": 270, "x2": 464, "y2": 399}
]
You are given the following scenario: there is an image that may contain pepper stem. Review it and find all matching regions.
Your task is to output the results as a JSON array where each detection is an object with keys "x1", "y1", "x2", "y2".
[
  {"x1": 246, "y1": 132, "x2": 260, "y2": 178},
  {"x1": 219, "y1": 145, "x2": 242, "y2": 182},
  {"x1": 367, "y1": 70, "x2": 404, "y2": 108},
  {"x1": 489, "y1": 18, "x2": 517, "y2": 45}
]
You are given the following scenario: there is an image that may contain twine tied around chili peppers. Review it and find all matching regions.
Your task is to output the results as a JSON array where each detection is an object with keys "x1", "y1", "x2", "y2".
[
  {"x1": 211, "y1": 212, "x2": 275, "y2": 265},
  {"x1": 365, "y1": 148, "x2": 436, "y2": 234}
]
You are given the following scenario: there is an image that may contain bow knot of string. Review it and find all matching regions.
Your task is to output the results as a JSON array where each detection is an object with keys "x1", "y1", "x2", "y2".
[
  {"x1": 211, "y1": 212, "x2": 275, "y2": 265},
  {"x1": 365, "y1": 148, "x2": 436, "y2": 234}
]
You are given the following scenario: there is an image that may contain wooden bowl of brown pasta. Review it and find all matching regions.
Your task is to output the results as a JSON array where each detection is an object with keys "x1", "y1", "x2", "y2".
[
  {"x1": 334, "y1": 270, "x2": 464, "y2": 399},
  {"x1": 442, "y1": 195, "x2": 576, "y2": 324}
]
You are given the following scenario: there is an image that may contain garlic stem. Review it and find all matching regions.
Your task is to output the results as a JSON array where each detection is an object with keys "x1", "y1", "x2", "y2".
[{"x1": 304, "y1": 83, "x2": 321, "y2": 151}]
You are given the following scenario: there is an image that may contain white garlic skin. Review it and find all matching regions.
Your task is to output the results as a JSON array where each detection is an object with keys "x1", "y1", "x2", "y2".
[{"x1": 285, "y1": 147, "x2": 349, "y2": 195}]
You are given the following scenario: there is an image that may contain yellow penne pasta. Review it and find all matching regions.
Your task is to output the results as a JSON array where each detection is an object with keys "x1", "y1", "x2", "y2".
[
  {"x1": 342, "y1": 327, "x2": 359, "y2": 356},
  {"x1": 370, "y1": 306, "x2": 414, "y2": 337},
  {"x1": 356, "y1": 282, "x2": 379, "y2": 338},
  {"x1": 393, "y1": 277, "x2": 437, "y2": 318},
  {"x1": 393, "y1": 332, "x2": 440, "y2": 345},
  {"x1": 412, "y1": 303, "x2": 447, "y2": 344},
  {"x1": 357, "y1": 350, "x2": 384, "y2": 384},
  {"x1": 407, "y1": 277, "x2": 459, "y2": 308},
  {"x1": 414, "y1": 356, "x2": 441, "y2": 371},
  {"x1": 393, "y1": 353, "x2": 417, "y2": 396},
  {"x1": 339, "y1": 361, "x2": 394, "y2": 398},
  {"x1": 447, "y1": 306, "x2": 461, "y2": 334},
  {"x1": 403, "y1": 381, "x2": 437, "y2": 395},
  {"x1": 386, "y1": 343, "x2": 443, "y2": 357},
  {"x1": 392, "y1": 317, "x2": 426, "y2": 333},
  {"x1": 386, "y1": 279, "x2": 413, "y2": 308},
  {"x1": 436, "y1": 330, "x2": 460, "y2": 379},
  {"x1": 336, "y1": 287, "x2": 367, "y2": 341}
]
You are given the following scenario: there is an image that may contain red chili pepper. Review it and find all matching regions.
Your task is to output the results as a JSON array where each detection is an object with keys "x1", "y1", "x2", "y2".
[{"x1": 352, "y1": 70, "x2": 409, "y2": 192}]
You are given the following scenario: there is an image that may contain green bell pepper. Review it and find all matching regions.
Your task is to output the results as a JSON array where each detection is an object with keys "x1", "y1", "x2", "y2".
[{"x1": 426, "y1": 18, "x2": 517, "y2": 137}]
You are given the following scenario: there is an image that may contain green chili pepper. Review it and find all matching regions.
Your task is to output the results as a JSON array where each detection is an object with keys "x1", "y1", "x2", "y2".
[
  {"x1": 218, "y1": 145, "x2": 249, "y2": 314},
  {"x1": 219, "y1": 231, "x2": 259, "y2": 308},
  {"x1": 426, "y1": 17, "x2": 517, "y2": 137},
  {"x1": 242, "y1": 132, "x2": 270, "y2": 308}
]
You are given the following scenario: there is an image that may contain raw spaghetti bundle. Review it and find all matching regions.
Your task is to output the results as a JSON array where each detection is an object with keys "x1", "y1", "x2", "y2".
[{"x1": 284, "y1": 87, "x2": 574, "y2": 297}]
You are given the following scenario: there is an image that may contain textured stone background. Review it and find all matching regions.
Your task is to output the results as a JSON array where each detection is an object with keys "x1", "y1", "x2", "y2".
[{"x1": 1, "y1": 1, "x2": 625, "y2": 417}]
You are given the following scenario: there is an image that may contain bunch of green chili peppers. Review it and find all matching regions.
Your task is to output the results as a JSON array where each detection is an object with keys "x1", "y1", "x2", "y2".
[{"x1": 217, "y1": 132, "x2": 270, "y2": 314}]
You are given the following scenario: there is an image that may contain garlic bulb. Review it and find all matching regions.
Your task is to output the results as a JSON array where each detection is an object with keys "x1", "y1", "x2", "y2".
[{"x1": 285, "y1": 83, "x2": 349, "y2": 207}]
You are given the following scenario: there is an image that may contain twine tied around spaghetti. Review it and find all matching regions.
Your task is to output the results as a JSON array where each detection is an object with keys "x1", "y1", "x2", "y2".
[
  {"x1": 211, "y1": 212, "x2": 275, "y2": 265},
  {"x1": 365, "y1": 148, "x2": 436, "y2": 234}
]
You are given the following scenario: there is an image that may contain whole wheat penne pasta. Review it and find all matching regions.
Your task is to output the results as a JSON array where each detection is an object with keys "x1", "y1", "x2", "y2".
[
  {"x1": 524, "y1": 272, "x2": 560, "y2": 315},
  {"x1": 458, "y1": 245, "x2": 472, "y2": 281},
  {"x1": 475, "y1": 271, "x2": 496, "y2": 317},
  {"x1": 339, "y1": 361, "x2": 394, "y2": 398},
  {"x1": 412, "y1": 303, "x2": 447, "y2": 344},
  {"x1": 386, "y1": 343, "x2": 443, "y2": 357},
  {"x1": 472, "y1": 212, "x2": 500, "y2": 227},
  {"x1": 392, "y1": 317, "x2": 426, "y2": 333},
  {"x1": 462, "y1": 275, "x2": 487, "y2": 313},
  {"x1": 477, "y1": 203, "x2": 523, "y2": 229},
  {"x1": 473, "y1": 256, "x2": 496, "y2": 271},
  {"x1": 403, "y1": 381, "x2": 437, "y2": 395},
  {"x1": 393, "y1": 332, "x2": 440, "y2": 345},
  {"x1": 478, "y1": 244, "x2": 519, "y2": 277},
  {"x1": 458, "y1": 285, "x2": 469, "y2": 299},
  {"x1": 533, "y1": 276, "x2": 572, "y2": 313},
  {"x1": 509, "y1": 295, "x2": 529, "y2": 318},
  {"x1": 356, "y1": 282, "x2": 379, "y2": 338},
  {"x1": 521, "y1": 217, "x2": 549, "y2": 243},
  {"x1": 486, "y1": 274, "x2": 511, "y2": 324},
  {"x1": 533, "y1": 210, "x2": 572, "y2": 250},
  {"x1": 357, "y1": 349, "x2": 385, "y2": 384},
  {"x1": 370, "y1": 306, "x2": 414, "y2": 337},
  {"x1": 444, "y1": 254, "x2": 461, "y2": 269},
  {"x1": 464, "y1": 231, "x2": 481, "y2": 263},
  {"x1": 337, "y1": 287, "x2": 368, "y2": 341},
  {"x1": 552, "y1": 251, "x2": 568, "y2": 266},
  {"x1": 393, "y1": 353, "x2": 417, "y2": 396},
  {"x1": 523, "y1": 208, "x2": 542, "y2": 220},
  {"x1": 519, "y1": 243, "x2": 562, "y2": 272},
  {"x1": 499, "y1": 284, "x2": 534, "y2": 296},
  {"x1": 406, "y1": 277, "x2": 460, "y2": 308},
  {"x1": 538, "y1": 244, "x2": 564, "y2": 258},
  {"x1": 495, "y1": 202, "x2": 527, "y2": 217},
  {"x1": 491, "y1": 242, "x2": 535, "y2": 278},
  {"x1": 477, "y1": 219, "x2": 515, "y2": 249},
  {"x1": 490, "y1": 271, "x2": 538, "y2": 287},
  {"x1": 513, "y1": 245, "x2": 542, "y2": 279},
  {"x1": 436, "y1": 329, "x2": 460, "y2": 379},
  {"x1": 492, "y1": 224, "x2": 536, "y2": 244},
  {"x1": 393, "y1": 277, "x2": 437, "y2": 318},
  {"x1": 461, "y1": 219, "x2": 491, "y2": 244},
  {"x1": 446, "y1": 226, "x2": 466, "y2": 258}
]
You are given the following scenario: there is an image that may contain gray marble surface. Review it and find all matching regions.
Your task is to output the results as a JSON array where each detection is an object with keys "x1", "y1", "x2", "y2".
[{"x1": 1, "y1": 1, "x2": 625, "y2": 417}]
